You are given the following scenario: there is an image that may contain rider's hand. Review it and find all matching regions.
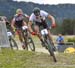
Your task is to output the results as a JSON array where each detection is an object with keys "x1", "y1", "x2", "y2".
[
  {"x1": 31, "y1": 32, "x2": 36, "y2": 35},
  {"x1": 13, "y1": 28, "x2": 16, "y2": 33},
  {"x1": 12, "y1": 28, "x2": 16, "y2": 34},
  {"x1": 51, "y1": 23, "x2": 56, "y2": 28}
]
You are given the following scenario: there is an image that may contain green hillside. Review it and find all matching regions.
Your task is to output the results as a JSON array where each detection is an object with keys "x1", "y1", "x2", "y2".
[{"x1": 0, "y1": 0, "x2": 75, "y2": 21}]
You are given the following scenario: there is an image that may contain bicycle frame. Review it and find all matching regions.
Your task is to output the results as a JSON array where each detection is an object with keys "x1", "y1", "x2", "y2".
[
  {"x1": 41, "y1": 29, "x2": 50, "y2": 48},
  {"x1": 21, "y1": 26, "x2": 35, "y2": 51}
]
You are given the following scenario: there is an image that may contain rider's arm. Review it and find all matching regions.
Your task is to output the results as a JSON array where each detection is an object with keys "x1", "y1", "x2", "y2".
[
  {"x1": 47, "y1": 15, "x2": 56, "y2": 24},
  {"x1": 28, "y1": 21, "x2": 33, "y2": 33},
  {"x1": 24, "y1": 14, "x2": 29, "y2": 18},
  {"x1": 28, "y1": 13, "x2": 34, "y2": 33},
  {"x1": 11, "y1": 18, "x2": 15, "y2": 30},
  {"x1": 23, "y1": 20, "x2": 27, "y2": 26},
  {"x1": 41, "y1": 10, "x2": 56, "y2": 26}
]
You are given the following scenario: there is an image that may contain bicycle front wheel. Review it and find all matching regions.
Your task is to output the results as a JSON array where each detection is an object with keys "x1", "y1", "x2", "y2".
[
  {"x1": 9, "y1": 37, "x2": 18, "y2": 50},
  {"x1": 28, "y1": 37, "x2": 35, "y2": 51},
  {"x1": 46, "y1": 39, "x2": 57, "y2": 62}
]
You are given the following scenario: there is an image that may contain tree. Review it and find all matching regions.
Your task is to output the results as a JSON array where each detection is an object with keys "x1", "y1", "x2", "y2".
[
  {"x1": 50, "y1": 22, "x2": 62, "y2": 35},
  {"x1": 61, "y1": 19, "x2": 75, "y2": 35},
  {"x1": 0, "y1": 0, "x2": 12, "y2": 2},
  {"x1": 72, "y1": 19, "x2": 75, "y2": 34}
]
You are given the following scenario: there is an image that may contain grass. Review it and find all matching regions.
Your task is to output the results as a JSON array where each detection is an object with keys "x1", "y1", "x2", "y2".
[
  {"x1": 3, "y1": 35, "x2": 75, "y2": 68},
  {"x1": 0, "y1": 48, "x2": 75, "y2": 68}
]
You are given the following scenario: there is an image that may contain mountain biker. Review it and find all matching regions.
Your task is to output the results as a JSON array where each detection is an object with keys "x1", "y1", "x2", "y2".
[
  {"x1": 5, "y1": 17, "x2": 10, "y2": 30},
  {"x1": 0, "y1": 16, "x2": 11, "y2": 31},
  {"x1": 28, "y1": 7, "x2": 56, "y2": 47},
  {"x1": 11, "y1": 8, "x2": 29, "y2": 49}
]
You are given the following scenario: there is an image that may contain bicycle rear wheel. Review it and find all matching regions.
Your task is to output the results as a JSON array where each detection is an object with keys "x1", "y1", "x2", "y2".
[
  {"x1": 9, "y1": 37, "x2": 18, "y2": 50},
  {"x1": 28, "y1": 37, "x2": 35, "y2": 51}
]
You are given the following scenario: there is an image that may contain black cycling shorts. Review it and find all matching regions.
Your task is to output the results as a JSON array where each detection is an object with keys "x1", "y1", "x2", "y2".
[
  {"x1": 35, "y1": 21, "x2": 49, "y2": 29},
  {"x1": 15, "y1": 20, "x2": 23, "y2": 28}
]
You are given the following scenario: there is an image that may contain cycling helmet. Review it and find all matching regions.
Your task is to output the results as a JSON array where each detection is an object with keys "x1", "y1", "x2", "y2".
[
  {"x1": 16, "y1": 8, "x2": 23, "y2": 14},
  {"x1": 33, "y1": 7, "x2": 40, "y2": 16}
]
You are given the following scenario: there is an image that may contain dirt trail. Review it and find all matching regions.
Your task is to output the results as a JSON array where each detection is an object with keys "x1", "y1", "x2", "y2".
[
  {"x1": 16, "y1": 40, "x2": 58, "y2": 55},
  {"x1": 16, "y1": 40, "x2": 50, "y2": 54}
]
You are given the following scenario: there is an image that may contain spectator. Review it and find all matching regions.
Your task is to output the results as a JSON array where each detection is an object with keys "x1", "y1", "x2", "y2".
[{"x1": 56, "y1": 34, "x2": 64, "y2": 50}]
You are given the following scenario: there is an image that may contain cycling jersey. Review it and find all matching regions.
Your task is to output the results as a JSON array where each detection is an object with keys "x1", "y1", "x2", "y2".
[
  {"x1": 29, "y1": 10, "x2": 48, "y2": 23},
  {"x1": 29, "y1": 10, "x2": 49, "y2": 29},
  {"x1": 13, "y1": 14, "x2": 29, "y2": 28}
]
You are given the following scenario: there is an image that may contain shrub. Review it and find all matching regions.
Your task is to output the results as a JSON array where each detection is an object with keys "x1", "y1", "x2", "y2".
[{"x1": 67, "y1": 37, "x2": 75, "y2": 43}]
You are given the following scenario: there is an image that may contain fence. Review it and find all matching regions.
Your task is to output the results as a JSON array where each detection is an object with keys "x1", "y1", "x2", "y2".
[
  {"x1": 57, "y1": 42, "x2": 75, "y2": 52},
  {"x1": 0, "y1": 21, "x2": 10, "y2": 47}
]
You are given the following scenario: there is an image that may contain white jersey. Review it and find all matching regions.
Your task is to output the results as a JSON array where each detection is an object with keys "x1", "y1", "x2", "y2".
[{"x1": 29, "y1": 10, "x2": 49, "y2": 23}]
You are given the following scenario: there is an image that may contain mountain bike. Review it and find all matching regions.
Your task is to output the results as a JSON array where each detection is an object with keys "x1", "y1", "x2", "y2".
[
  {"x1": 21, "y1": 26, "x2": 35, "y2": 51},
  {"x1": 7, "y1": 30, "x2": 18, "y2": 50},
  {"x1": 41, "y1": 28, "x2": 57, "y2": 62}
]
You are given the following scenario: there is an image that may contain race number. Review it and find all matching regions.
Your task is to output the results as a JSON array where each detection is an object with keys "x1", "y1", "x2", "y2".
[{"x1": 41, "y1": 29, "x2": 48, "y2": 35}]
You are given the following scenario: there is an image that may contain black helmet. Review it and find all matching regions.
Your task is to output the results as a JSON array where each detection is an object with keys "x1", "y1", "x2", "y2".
[{"x1": 33, "y1": 7, "x2": 40, "y2": 16}]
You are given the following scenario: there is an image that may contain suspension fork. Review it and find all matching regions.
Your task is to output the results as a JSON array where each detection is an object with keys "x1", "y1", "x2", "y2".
[
  {"x1": 44, "y1": 34, "x2": 51, "y2": 49},
  {"x1": 22, "y1": 29, "x2": 28, "y2": 45}
]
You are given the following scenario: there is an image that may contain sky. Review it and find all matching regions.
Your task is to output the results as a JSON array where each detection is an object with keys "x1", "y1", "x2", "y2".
[{"x1": 14, "y1": 0, "x2": 75, "y2": 5}]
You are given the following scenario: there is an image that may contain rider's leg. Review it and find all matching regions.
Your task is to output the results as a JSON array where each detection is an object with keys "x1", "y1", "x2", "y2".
[
  {"x1": 34, "y1": 25, "x2": 44, "y2": 45},
  {"x1": 34, "y1": 25, "x2": 42, "y2": 39},
  {"x1": 17, "y1": 30, "x2": 23, "y2": 43},
  {"x1": 47, "y1": 29, "x2": 57, "y2": 51},
  {"x1": 47, "y1": 29, "x2": 54, "y2": 44},
  {"x1": 18, "y1": 30, "x2": 26, "y2": 49},
  {"x1": 42, "y1": 22, "x2": 54, "y2": 44}
]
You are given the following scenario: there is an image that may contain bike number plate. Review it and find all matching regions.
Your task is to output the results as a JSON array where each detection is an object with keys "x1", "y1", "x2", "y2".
[
  {"x1": 22, "y1": 26, "x2": 28, "y2": 30},
  {"x1": 41, "y1": 29, "x2": 48, "y2": 35},
  {"x1": 7, "y1": 32, "x2": 12, "y2": 36}
]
